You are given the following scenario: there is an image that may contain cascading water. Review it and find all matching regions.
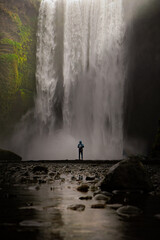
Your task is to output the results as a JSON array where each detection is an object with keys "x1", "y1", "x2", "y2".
[{"x1": 17, "y1": 0, "x2": 126, "y2": 160}]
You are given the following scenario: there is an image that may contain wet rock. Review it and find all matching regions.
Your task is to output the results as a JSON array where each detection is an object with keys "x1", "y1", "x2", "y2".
[
  {"x1": 79, "y1": 196, "x2": 92, "y2": 200},
  {"x1": 77, "y1": 184, "x2": 89, "y2": 192},
  {"x1": 54, "y1": 172, "x2": 60, "y2": 180},
  {"x1": 91, "y1": 203, "x2": 106, "y2": 209},
  {"x1": 93, "y1": 190, "x2": 101, "y2": 196},
  {"x1": 60, "y1": 178, "x2": 65, "y2": 182},
  {"x1": 90, "y1": 185, "x2": 98, "y2": 192},
  {"x1": 112, "y1": 189, "x2": 144, "y2": 195},
  {"x1": 110, "y1": 189, "x2": 145, "y2": 205},
  {"x1": 102, "y1": 191, "x2": 113, "y2": 197},
  {"x1": 49, "y1": 172, "x2": 55, "y2": 177},
  {"x1": 154, "y1": 214, "x2": 160, "y2": 220},
  {"x1": 19, "y1": 220, "x2": 51, "y2": 227},
  {"x1": 94, "y1": 194, "x2": 110, "y2": 202},
  {"x1": 0, "y1": 148, "x2": 22, "y2": 161},
  {"x1": 20, "y1": 177, "x2": 28, "y2": 184},
  {"x1": 35, "y1": 185, "x2": 40, "y2": 190},
  {"x1": 117, "y1": 205, "x2": 142, "y2": 218},
  {"x1": 79, "y1": 168, "x2": 85, "y2": 171},
  {"x1": 67, "y1": 204, "x2": 85, "y2": 211},
  {"x1": 38, "y1": 179, "x2": 46, "y2": 184},
  {"x1": 71, "y1": 176, "x2": 76, "y2": 181},
  {"x1": 107, "y1": 204, "x2": 123, "y2": 210},
  {"x1": 32, "y1": 166, "x2": 48, "y2": 174},
  {"x1": 94, "y1": 190, "x2": 113, "y2": 197},
  {"x1": 100, "y1": 159, "x2": 153, "y2": 192},
  {"x1": 86, "y1": 176, "x2": 95, "y2": 181}
]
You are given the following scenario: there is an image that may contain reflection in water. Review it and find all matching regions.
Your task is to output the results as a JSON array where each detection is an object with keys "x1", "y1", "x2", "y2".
[
  {"x1": 60, "y1": 181, "x2": 123, "y2": 240},
  {"x1": 0, "y1": 163, "x2": 160, "y2": 240},
  {"x1": 0, "y1": 184, "x2": 64, "y2": 240}
]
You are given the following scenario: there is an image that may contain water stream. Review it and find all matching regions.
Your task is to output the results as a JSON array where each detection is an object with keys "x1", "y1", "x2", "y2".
[{"x1": 0, "y1": 162, "x2": 160, "y2": 240}]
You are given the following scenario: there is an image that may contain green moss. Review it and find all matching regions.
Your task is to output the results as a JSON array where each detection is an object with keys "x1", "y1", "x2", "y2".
[
  {"x1": 0, "y1": 7, "x2": 34, "y2": 85},
  {"x1": 0, "y1": 53, "x2": 19, "y2": 87},
  {"x1": 0, "y1": 0, "x2": 40, "y2": 138},
  {"x1": 0, "y1": 53, "x2": 18, "y2": 61},
  {"x1": 0, "y1": 38, "x2": 20, "y2": 47},
  {"x1": 20, "y1": 88, "x2": 32, "y2": 96}
]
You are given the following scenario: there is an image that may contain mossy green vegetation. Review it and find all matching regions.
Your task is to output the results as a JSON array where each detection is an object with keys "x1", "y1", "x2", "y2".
[{"x1": 0, "y1": 0, "x2": 40, "y2": 138}]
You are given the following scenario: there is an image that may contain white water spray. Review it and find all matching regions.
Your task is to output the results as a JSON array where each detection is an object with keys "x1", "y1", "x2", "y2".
[{"x1": 28, "y1": 0, "x2": 126, "y2": 160}]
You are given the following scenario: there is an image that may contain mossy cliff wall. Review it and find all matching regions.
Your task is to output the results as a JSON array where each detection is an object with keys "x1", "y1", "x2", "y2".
[{"x1": 0, "y1": 0, "x2": 40, "y2": 137}]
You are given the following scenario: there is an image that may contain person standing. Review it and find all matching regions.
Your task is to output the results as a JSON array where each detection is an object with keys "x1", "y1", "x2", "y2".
[{"x1": 77, "y1": 140, "x2": 84, "y2": 160}]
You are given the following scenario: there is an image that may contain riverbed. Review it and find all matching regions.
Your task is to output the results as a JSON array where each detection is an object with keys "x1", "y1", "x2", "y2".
[{"x1": 0, "y1": 161, "x2": 160, "y2": 240}]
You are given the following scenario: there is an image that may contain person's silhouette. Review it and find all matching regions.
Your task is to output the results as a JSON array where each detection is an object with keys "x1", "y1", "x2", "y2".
[{"x1": 77, "y1": 140, "x2": 84, "y2": 160}]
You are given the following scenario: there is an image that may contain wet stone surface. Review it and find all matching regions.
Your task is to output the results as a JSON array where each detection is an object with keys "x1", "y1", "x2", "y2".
[{"x1": 0, "y1": 161, "x2": 160, "y2": 240}]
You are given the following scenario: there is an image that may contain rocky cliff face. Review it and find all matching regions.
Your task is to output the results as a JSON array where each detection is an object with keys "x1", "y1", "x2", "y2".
[
  {"x1": 0, "y1": 0, "x2": 40, "y2": 138},
  {"x1": 124, "y1": 0, "x2": 160, "y2": 155}
]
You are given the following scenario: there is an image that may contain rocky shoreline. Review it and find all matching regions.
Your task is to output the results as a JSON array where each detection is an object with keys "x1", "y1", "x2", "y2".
[
  {"x1": 0, "y1": 159, "x2": 160, "y2": 196},
  {"x1": 0, "y1": 159, "x2": 160, "y2": 240}
]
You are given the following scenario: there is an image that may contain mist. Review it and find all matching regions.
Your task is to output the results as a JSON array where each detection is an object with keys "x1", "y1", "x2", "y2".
[{"x1": 7, "y1": 0, "x2": 160, "y2": 160}]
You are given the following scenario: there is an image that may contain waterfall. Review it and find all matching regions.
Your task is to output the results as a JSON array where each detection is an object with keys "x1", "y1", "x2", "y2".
[{"x1": 32, "y1": 0, "x2": 126, "y2": 160}]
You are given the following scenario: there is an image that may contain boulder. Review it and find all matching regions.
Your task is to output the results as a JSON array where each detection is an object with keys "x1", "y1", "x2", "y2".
[
  {"x1": 0, "y1": 148, "x2": 22, "y2": 161},
  {"x1": 100, "y1": 159, "x2": 153, "y2": 192}
]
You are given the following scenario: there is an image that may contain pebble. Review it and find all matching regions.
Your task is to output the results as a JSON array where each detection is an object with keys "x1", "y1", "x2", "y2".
[
  {"x1": 49, "y1": 172, "x2": 55, "y2": 177},
  {"x1": 112, "y1": 189, "x2": 144, "y2": 195},
  {"x1": 94, "y1": 194, "x2": 110, "y2": 202},
  {"x1": 67, "y1": 204, "x2": 85, "y2": 211},
  {"x1": 38, "y1": 179, "x2": 46, "y2": 184},
  {"x1": 94, "y1": 191, "x2": 113, "y2": 197},
  {"x1": 54, "y1": 173, "x2": 61, "y2": 180},
  {"x1": 107, "y1": 204, "x2": 123, "y2": 210},
  {"x1": 32, "y1": 166, "x2": 48, "y2": 174},
  {"x1": 93, "y1": 190, "x2": 101, "y2": 196},
  {"x1": 90, "y1": 185, "x2": 98, "y2": 192},
  {"x1": 117, "y1": 205, "x2": 142, "y2": 218},
  {"x1": 79, "y1": 196, "x2": 92, "y2": 200},
  {"x1": 19, "y1": 220, "x2": 51, "y2": 227},
  {"x1": 91, "y1": 203, "x2": 106, "y2": 209},
  {"x1": 77, "y1": 184, "x2": 89, "y2": 192},
  {"x1": 86, "y1": 176, "x2": 95, "y2": 181},
  {"x1": 71, "y1": 176, "x2": 76, "y2": 181},
  {"x1": 35, "y1": 185, "x2": 40, "y2": 190}
]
